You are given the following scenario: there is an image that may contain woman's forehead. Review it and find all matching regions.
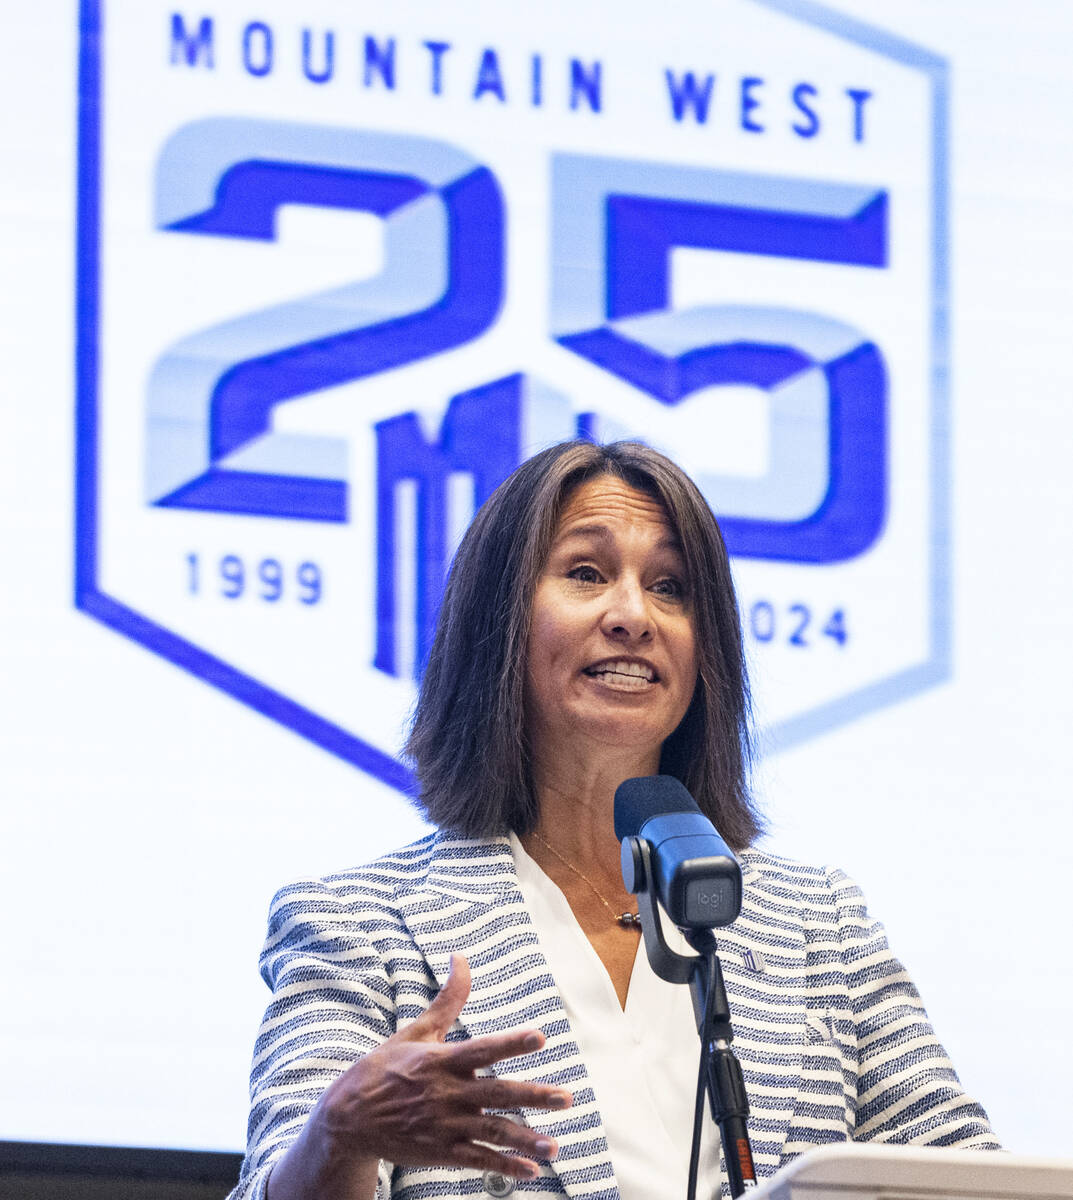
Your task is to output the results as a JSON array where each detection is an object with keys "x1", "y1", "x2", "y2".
[{"x1": 553, "y1": 475, "x2": 678, "y2": 544}]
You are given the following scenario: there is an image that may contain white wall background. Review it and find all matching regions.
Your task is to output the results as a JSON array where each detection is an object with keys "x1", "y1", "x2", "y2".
[{"x1": 1, "y1": 0, "x2": 1071, "y2": 1162}]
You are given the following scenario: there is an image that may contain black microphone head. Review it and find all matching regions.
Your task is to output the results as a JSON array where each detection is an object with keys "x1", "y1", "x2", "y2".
[{"x1": 613, "y1": 775, "x2": 701, "y2": 840}]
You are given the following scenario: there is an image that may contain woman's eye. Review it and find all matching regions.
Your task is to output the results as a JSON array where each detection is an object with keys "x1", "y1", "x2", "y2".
[
  {"x1": 568, "y1": 564, "x2": 602, "y2": 584},
  {"x1": 652, "y1": 577, "x2": 685, "y2": 599}
]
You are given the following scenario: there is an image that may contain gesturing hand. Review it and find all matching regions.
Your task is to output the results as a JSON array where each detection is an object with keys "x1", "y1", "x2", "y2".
[{"x1": 306, "y1": 954, "x2": 573, "y2": 1189}]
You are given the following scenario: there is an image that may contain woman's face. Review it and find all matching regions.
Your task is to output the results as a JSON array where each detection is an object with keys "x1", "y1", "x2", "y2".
[{"x1": 524, "y1": 475, "x2": 699, "y2": 769}]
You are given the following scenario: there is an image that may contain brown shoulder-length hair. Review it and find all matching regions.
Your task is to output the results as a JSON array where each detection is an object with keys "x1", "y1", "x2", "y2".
[{"x1": 404, "y1": 440, "x2": 761, "y2": 850}]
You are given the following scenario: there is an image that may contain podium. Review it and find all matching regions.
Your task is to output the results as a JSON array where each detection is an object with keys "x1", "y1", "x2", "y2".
[{"x1": 748, "y1": 1144, "x2": 1073, "y2": 1200}]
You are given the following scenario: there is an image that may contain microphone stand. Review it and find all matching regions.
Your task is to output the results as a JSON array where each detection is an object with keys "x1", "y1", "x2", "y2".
[{"x1": 621, "y1": 836, "x2": 757, "y2": 1198}]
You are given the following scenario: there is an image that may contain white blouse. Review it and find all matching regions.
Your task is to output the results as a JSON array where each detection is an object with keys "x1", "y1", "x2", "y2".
[{"x1": 510, "y1": 834, "x2": 723, "y2": 1200}]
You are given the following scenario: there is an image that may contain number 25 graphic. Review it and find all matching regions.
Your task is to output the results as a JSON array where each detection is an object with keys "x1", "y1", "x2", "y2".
[{"x1": 148, "y1": 118, "x2": 887, "y2": 564}]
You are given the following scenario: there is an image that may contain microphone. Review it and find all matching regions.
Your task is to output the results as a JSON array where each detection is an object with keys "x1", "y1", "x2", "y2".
[
  {"x1": 616, "y1": 777, "x2": 755, "y2": 1199},
  {"x1": 614, "y1": 775, "x2": 742, "y2": 928}
]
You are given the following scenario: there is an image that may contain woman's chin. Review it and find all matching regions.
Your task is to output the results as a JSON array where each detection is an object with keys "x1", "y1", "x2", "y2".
[{"x1": 547, "y1": 711, "x2": 670, "y2": 764}]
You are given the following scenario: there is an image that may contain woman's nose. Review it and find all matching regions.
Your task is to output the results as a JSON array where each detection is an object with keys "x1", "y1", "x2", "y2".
[{"x1": 600, "y1": 577, "x2": 653, "y2": 641}]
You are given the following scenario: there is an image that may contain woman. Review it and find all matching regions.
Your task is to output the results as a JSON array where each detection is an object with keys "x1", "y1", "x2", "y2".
[{"x1": 230, "y1": 441, "x2": 997, "y2": 1200}]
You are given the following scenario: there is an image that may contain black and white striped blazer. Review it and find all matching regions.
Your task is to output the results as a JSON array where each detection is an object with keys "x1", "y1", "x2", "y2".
[{"x1": 229, "y1": 833, "x2": 998, "y2": 1200}]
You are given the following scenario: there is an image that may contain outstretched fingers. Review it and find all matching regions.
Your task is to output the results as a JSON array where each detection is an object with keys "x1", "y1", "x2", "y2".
[
  {"x1": 446, "y1": 1113, "x2": 560, "y2": 1178},
  {"x1": 389, "y1": 956, "x2": 571, "y2": 1165},
  {"x1": 463, "y1": 1076, "x2": 572, "y2": 1115},
  {"x1": 404, "y1": 960, "x2": 558, "y2": 1086},
  {"x1": 450, "y1": 1141, "x2": 542, "y2": 1181},
  {"x1": 448, "y1": 1026, "x2": 548, "y2": 1074}
]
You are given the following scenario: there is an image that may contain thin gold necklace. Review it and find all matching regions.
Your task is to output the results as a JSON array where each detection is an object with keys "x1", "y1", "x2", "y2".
[{"x1": 531, "y1": 831, "x2": 642, "y2": 930}]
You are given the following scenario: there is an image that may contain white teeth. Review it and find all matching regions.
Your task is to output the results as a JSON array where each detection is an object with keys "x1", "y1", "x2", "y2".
[{"x1": 586, "y1": 660, "x2": 655, "y2": 682}]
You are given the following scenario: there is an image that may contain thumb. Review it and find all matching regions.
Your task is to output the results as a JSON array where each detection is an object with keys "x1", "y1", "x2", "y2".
[{"x1": 408, "y1": 954, "x2": 471, "y2": 1042}]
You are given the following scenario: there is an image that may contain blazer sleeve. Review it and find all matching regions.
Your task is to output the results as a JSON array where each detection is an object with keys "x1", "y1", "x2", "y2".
[
  {"x1": 828, "y1": 868, "x2": 1001, "y2": 1149},
  {"x1": 227, "y1": 877, "x2": 399, "y2": 1200}
]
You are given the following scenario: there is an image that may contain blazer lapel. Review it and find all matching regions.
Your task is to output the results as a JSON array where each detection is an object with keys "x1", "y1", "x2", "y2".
[{"x1": 397, "y1": 834, "x2": 620, "y2": 1200}]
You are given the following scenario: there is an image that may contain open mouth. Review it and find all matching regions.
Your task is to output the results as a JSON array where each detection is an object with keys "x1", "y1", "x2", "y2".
[{"x1": 582, "y1": 659, "x2": 659, "y2": 688}]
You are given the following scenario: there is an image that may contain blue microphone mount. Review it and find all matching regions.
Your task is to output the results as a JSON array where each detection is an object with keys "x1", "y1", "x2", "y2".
[{"x1": 620, "y1": 831, "x2": 757, "y2": 1199}]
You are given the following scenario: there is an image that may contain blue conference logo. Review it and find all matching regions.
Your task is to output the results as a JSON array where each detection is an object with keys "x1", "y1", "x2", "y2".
[{"x1": 76, "y1": 0, "x2": 950, "y2": 785}]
